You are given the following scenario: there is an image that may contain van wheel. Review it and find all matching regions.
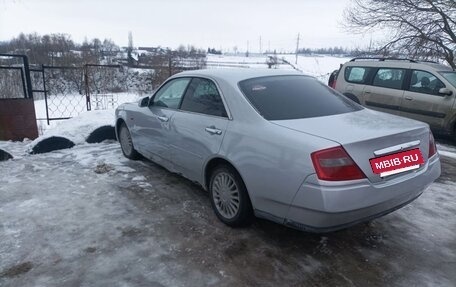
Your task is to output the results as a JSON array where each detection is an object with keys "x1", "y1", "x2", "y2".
[{"x1": 343, "y1": 93, "x2": 360, "y2": 104}]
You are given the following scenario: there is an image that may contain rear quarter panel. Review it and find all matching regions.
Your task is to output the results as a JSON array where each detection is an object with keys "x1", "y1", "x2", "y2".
[
  {"x1": 219, "y1": 120, "x2": 338, "y2": 220},
  {"x1": 335, "y1": 66, "x2": 366, "y2": 104}
]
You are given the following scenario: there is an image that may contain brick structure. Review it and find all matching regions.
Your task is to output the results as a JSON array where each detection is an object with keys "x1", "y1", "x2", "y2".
[{"x1": 0, "y1": 98, "x2": 38, "y2": 141}]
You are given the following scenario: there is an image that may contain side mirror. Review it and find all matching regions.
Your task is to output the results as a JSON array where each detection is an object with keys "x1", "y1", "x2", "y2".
[
  {"x1": 139, "y1": 96, "x2": 150, "y2": 107},
  {"x1": 439, "y1": 88, "x2": 453, "y2": 96}
]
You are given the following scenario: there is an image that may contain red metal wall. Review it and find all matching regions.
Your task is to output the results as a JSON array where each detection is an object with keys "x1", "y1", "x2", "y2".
[{"x1": 0, "y1": 99, "x2": 38, "y2": 141}]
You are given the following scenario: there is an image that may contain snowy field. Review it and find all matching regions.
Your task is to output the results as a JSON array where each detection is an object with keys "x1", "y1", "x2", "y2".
[{"x1": 207, "y1": 53, "x2": 350, "y2": 83}]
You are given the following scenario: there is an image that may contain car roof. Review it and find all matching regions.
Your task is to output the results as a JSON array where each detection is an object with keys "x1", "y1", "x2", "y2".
[
  {"x1": 344, "y1": 58, "x2": 453, "y2": 72},
  {"x1": 173, "y1": 68, "x2": 306, "y2": 84}
]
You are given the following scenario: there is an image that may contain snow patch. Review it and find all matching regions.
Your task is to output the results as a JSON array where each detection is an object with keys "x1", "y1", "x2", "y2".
[
  {"x1": 132, "y1": 176, "x2": 146, "y2": 181},
  {"x1": 438, "y1": 150, "x2": 456, "y2": 160},
  {"x1": 28, "y1": 109, "x2": 116, "y2": 153}
]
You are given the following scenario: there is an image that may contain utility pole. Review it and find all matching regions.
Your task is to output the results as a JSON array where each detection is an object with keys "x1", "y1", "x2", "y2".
[
  {"x1": 295, "y1": 33, "x2": 300, "y2": 65},
  {"x1": 246, "y1": 40, "x2": 249, "y2": 57},
  {"x1": 259, "y1": 36, "x2": 262, "y2": 54}
]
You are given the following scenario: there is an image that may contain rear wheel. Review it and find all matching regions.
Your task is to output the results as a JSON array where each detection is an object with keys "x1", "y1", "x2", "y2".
[
  {"x1": 118, "y1": 123, "x2": 140, "y2": 160},
  {"x1": 209, "y1": 165, "x2": 253, "y2": 227},
  {"x1": 343, "y1": 93, "x2": 360, "y2": 104}
]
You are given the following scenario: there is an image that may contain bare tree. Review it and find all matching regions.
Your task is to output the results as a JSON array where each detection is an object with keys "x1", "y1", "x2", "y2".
[
  {"x1": 344, "y1": 0, "x2": 456, "y2": 69},
  {"x1": 127, "y1": 31, "x2": 134, "y2": 66}
]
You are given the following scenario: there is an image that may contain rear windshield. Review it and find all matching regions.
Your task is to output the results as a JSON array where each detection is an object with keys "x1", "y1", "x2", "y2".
[{"x1": 238, "y1": 75, "x2": 362, "y2": 120}]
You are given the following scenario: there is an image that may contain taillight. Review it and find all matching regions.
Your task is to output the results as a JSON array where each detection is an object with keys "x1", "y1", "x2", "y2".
[
  {"x1": 311, "y1": 146, "x2": 366, "y2": 181},
  {"x1": 428, "y1": 132, "x2": 437, "y2": 158},
  {"x1": 330, "y1": 79, "x2": 337, "y2": 89}
]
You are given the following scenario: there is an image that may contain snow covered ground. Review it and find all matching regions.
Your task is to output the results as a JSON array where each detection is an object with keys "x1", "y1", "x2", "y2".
[
  {"x1": 437, "y1": 142, "x2": 456, "y2": 160},
  {"x1": 1, "y1": 138, "x2": 455, "y2": 286}
]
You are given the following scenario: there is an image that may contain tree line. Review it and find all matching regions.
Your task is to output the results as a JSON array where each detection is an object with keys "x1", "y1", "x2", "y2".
[
  {"x1": 0, "y1": 33, "x2": 121, "y2": 66},
  {"x1": 0, "y1": 32, "x2": 207, "y2": 68}
]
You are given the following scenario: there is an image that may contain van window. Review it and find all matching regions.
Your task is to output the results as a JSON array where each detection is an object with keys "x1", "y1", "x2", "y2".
[
  {"x1": 373, "y1": 68, "x2": 405, "y2": 90},
  {"x1": 344, "y1": 66, "x2": 371, "y2": 83},
  {"x1": 409, "y1": 70, "x2": 445, "y2": 95}
]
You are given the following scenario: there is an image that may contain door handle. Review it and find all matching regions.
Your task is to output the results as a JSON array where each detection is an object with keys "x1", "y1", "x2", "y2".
[
  {"x1": 404, "y1": 96, "x2": 413, "y2": 100},
  {"x1": 157, "y1": 116, "x2": 169, "y2": 122},
  {"x1": 364, "y1": 91, "x2": 371, "y2": 94},
  {"x1": 205, "y1": 126, "x2": 222, "y2": 135}
]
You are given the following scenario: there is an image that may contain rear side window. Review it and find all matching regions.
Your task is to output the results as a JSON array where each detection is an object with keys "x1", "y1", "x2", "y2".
[
  {"x1": 373, "y1": 68, "x2": 405, "y2": 90},
  {"x1": 344, "y1": 66, "x2": 371, "y2": 83},
  {"x1": 238, "y1": 75, "x2": 362, "y2": 121}
]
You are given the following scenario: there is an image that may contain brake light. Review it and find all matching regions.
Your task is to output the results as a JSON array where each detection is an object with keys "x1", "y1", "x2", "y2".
[
  {"x1": 311, "y1": 146, "x2": 366, "y2": 181},
  {"x1": 428, "y1": 132, "x2": 437, "y2": 158},
  {"x1": 330, "y1": 79, "x2": 337, "y2": 89}
]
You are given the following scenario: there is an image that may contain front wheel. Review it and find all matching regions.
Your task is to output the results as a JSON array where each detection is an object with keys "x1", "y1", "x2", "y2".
[
  {"x1": 118, "y1": 123, "x2": 140, "y2": 160},
  {"x1": 209, "y1": 165, "x2": 253, "y2": 227}
]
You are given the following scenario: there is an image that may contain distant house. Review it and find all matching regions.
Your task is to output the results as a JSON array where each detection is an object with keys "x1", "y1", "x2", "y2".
[{"x1": 137, "y1": 47, "x2": 168, "y2": 56}]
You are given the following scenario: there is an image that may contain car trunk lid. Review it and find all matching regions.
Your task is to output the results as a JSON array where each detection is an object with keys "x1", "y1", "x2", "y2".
[{"x1": 271, "y1": 109, "x2": 431, "y2": 183}]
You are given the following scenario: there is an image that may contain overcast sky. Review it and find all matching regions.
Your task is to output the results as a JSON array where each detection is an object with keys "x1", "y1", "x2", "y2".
[{"x1": 0, "y1": 0, "x2": 378, "y2": 52}]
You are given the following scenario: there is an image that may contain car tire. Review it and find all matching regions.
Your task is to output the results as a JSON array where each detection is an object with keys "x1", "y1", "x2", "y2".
[
  {"x1": 343, "y1": 93, "x2": 360, "y2": 104},
  {"x1": 209, "y1": 165, "x2": 253, "y2": 227},
  {"x1": 118, "y1": 122, "x2": 140, "y2": 160}
]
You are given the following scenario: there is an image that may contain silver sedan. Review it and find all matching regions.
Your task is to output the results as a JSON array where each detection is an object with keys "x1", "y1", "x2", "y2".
[{"x1": 115, "y1": 69, "x2": 441, "y2": 232}]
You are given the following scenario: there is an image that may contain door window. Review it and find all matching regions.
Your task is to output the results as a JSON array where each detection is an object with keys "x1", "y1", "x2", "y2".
[
  {"x1": 151, "y1": 78, "x2": 191, "y2": 109},
  {"x1": 345, "y1": 66, "x2": 372, "y2": 83},
  {"x1": 409, "y1": 70, "x2": 445, "y2": 95},
  {"x1": 372, "y1": 68, "x2": 405, "y2": 90},
  {"x1": 180, "y1": 78, "x2": 228, "y2": 117}
]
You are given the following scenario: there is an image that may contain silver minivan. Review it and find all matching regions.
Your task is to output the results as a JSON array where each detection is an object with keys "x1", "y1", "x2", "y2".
[{"x1": 334, "y1": 58, "x2": 456, "y2": 140}]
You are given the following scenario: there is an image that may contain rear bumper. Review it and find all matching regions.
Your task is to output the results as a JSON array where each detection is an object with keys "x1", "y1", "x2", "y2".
[{"x1": 285, "y1": 154, "x2": 441, "y2": 233}]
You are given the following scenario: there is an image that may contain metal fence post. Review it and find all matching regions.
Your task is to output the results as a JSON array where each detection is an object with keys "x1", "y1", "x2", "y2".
[
  {"x1": 84, "y1": 64, "x2": 91, "y2": 111},
  {"x1": 41, "y1": 65, "x2": 50, "y2": 125},
  {"x1": 22, "y1": 55, "x2": 33, "y2": 99}
]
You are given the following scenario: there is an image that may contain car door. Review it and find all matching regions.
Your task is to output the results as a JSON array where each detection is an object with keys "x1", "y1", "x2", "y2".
[
  {"x1": 363, "y1": 67, "x2": 406, "y2": 115},
  {"x1": 169, "y1": 77, "x2": 230, "y2": 182},
  {"x1": 134, "y1": 77, "x2": 191, "y2": 167},
  {"x1": 400, "y1": 70, "x2": 455, "y2": 130},
  {"x1": 337, "y1": 66, "x2": 372, "y2": 103}
]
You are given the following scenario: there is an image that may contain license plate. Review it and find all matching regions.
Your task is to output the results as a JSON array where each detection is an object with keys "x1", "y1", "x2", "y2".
[{"x1": 370, "y1": 148, "x2": 424, "y2": 177}]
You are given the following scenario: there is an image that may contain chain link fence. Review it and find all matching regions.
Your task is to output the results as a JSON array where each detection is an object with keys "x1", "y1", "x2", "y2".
[{"x1": 0, "y1": 67, "x2": 27, "y2": 99}]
